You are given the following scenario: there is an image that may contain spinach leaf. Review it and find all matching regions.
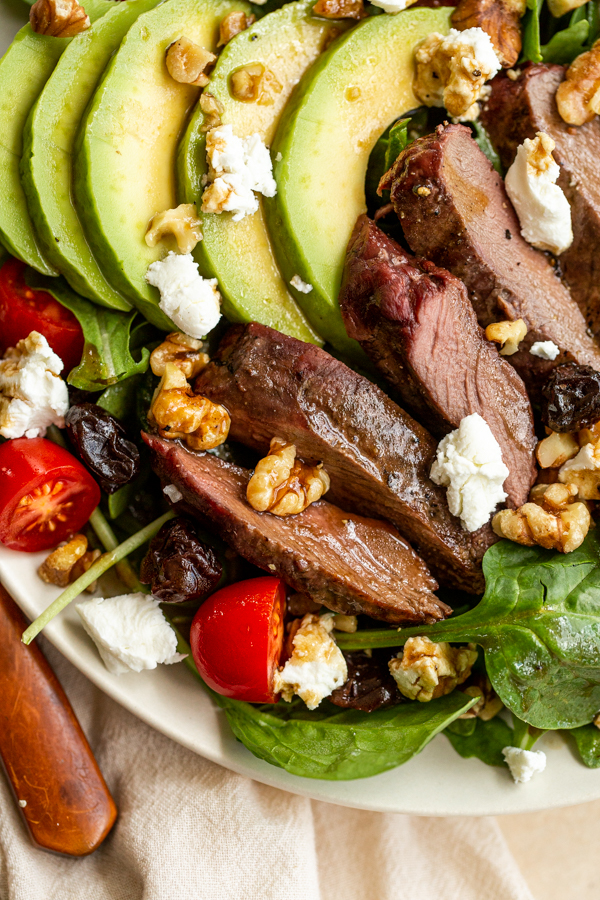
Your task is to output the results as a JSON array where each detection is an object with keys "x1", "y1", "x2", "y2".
[
  {"x1": 384, "y1": 118, "x2": 410, "y2": 174},
  {"x1": 588, "y1": 0, "x2": 600, "y2": 44},
  {"x1": 445, "y1": 716, "x2": 514, "y2": 767},
  {"x1": 25, "y1": 272, "x2": 150, "y2": 390},
  {"x1": 214, "y1": 692, "x2": 476, "y2": 779},
  {"x1": 98, "y1": 373, "x2": 144, "y2": 420},
  {"x1": 471, "y1": 121, "x2": 503, "y2": 174},
  {"x1": 568, "y1": 724, "x2": 600, "y2": 767},
  {"x1": 521, "y1": 0, "x2": 544, "y2": 62},
  {"x1": 541, "y1": 18, "x2": 589, "y2": 63},
  {"x1": 338, "y1": 534, "x2": 600, "y2": 731}
]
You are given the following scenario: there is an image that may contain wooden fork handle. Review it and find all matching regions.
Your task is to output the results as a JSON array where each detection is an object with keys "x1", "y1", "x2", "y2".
[{"x1": 0, "y1": 583, "x2": 117, "y2": 856}]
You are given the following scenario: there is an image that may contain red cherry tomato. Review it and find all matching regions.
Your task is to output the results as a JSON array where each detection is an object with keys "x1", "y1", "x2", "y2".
[
  {"x1": 0, "y1": 438, "x2": 101, "y2": 552},
  {"x1": 0, "y1": 258, "x2": 84, "y2": 374},
  {"x1": 190, "y1": 576, "x2": 286, "y2": 703}
]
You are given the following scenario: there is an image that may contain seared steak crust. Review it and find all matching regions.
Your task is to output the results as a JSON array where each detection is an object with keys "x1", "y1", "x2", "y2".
[
  {"x1": 381, "y1": 123, "x2": 600, "y2": 391},
  {"x1": 195, "y1": 322, "x2": 494, "y2": 593},
  {"x1": 481, "y1": 64, "x2": 600, "y2": 337},
  {"x1": 144, "y1": 433, "x2": 448, "y2": 625},
  {"x1": 339, "y1": 215, "x2": 537, "y2": 508}
]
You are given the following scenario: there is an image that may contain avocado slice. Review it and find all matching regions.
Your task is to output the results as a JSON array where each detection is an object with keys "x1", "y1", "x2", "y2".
[
  {"x1": 177, "y1": 1, "x2": 348, "y2": 345},
  {"x1": 74, "y1": 0, "x2": 252, "y2": 330},
  {"x1": 21, "y1": 0, "x2": 166, "y2": 311},
  {"x1": 0, "y1": 0, "x2": 114, "y2": 276},
  {"x1": 264, "y1": 7, "x2": 452, "y2": 357}
]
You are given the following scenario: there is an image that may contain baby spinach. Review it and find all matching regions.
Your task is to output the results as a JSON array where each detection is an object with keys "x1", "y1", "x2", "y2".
[
  {"x1": 541, "y1": 18, "x2": 589, "y2": 63},
  {"x1": 470, "y1": 121, "x2": 503, "y2": 174},
  {"x1": 25, "y1": 271, "x2": 150, "y2": 390},
  {"x1": 384, "y1": 118, "x2": 410, "y2": 173},
  {"x1": 445, "y1": 716, "x2": 514, "y2": 768},
  {"x1": 521, "y1": 0, "x2": 544, "y2": 62},
  {"x1": 568, "y1": 724, "x2": 600, "y2": 767}
]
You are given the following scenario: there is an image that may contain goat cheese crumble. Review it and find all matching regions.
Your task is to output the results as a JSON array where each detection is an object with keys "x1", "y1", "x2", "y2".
[
  {"x1": 201, "y1": 125, "x2": 277, "y2": 222},
  {"x1": 530, "y1": 340, "x2": 560, "y2": 360},
  {"x1": 290, "y1": 274, "x2": 313, "y2": 294},
  {"x1": 146, "y1": 252, "x2": 221, "y2": 339},
  {"x1": 273, "y1": 613, "x2": 347, "y2": 710},
  {"x1": 0, "y1": 331, "x2": 69, "y2": 439},
  {"x1": 370, "y1": 0, "x2": 417, "y2": 12},
  {"x1": 430, "y1": 413, "x2": 509, "y2": 532},
  {"x1": 505, "y1": 132, "x2": 573, "y2": 256},
  {"x1": 502, "y1": 746, "x2": 547, "y2": 784},
  {"x1": 76, "y1": 593, "x2": 186, "y2": 675},
  {"x1": 163, "y1": 483, "x2": 183, "y2": 504}
]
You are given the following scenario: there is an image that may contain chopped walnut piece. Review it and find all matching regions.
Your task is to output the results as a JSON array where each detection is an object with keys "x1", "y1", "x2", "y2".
[
  {"x1": 536, "y1": 430, "x2": 579, "y2": 469},
  {"x1": 246, "y1": 437, "x2": 330, "y2": 516},
  {"x1": 217, "y1": 11, "x2": 255, "y2": 47},
  {"x1": 389, "y1": 636, "x2": 478, "y2": 702},
  {"x1": 230, "y1": 64, "x2": 283, "y2": 105},
  {"x1": 145, "y1": 204, "x2": 203, "y2": 254},
  {"x1": 165, "y1": 37, "x2": 216, "y2": 87},
  {"x1": 38, "y1": 534, "x2": 99, "y2": 592},
  {"x1": 150, "y1": 362, "x2": 230, "y2": 451},
  {"x1": 459, "y1": 676, "x2": 505, "y2": 720},
  {"x1": 547, "y1": 0, "x2": 587, "y2": 18},
  {"x1": 556, "y1": 39, "x2": 600, "y2": 126},
  {"x1": 150, "y1": 332, "x2": 209, "y2": 380},
  {"x1": 199, "y1": 92, "x2": 224, "y2": 132},
  {"x1": 312, "y1": 0, "x2": 366, "y2": 20},
  {"x1": 492, "y1": 482, "x2": 591, "y2": 552},
  {"x1": 558, "y1": 440, "x2": 600, "y2": 499},
  {"x1": 451, "y1": 0, "x2": 525, "y2": 68},
  {"x1": 485, "y1": 318, "x2": 527, "y2": 355},
  {"x1": 30, "y1": 0, "x2": 89, "y2": 36}
]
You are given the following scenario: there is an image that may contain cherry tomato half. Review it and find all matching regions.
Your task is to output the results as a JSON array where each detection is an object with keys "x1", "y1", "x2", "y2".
[
  {"x1": 0, "y1": 438, "x2": 101, "y2": 552},
  {"x1": 190, "y1": 576, "x2": 286, "y2": 703},
  {"x1": 0, "y1": 258, "x2": 84, "y2": 374}
]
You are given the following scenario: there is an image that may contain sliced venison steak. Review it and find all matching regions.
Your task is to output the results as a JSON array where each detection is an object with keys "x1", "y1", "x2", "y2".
[
  {"x1": 381, "y1": 123, "x2": 600, "y2": 391},
  {"x1": 339, "y1": 215, "x2": 537, "y2": 508},
  {"x1": 481, "y1": 64, "x2": 600, "y2": 337},
  {"x1": 144, "y1": 434, "x2": 447, "y2": 625},
  {"x1": 195, "y1": 322, "x2": 494, "y2": 593}
]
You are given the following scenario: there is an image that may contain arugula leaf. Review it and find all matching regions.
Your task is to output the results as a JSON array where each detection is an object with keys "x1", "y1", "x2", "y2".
[
  {"x1": 26, "y1": 272, "x2": 150, "y2": 390},
  {"x1": 568, "y1": 724, "x2": 600, "y2": 767},
  {"x1": 471, "y1": 121, "x2": 503, "y2": 174},
  {"x1": 521, "y1": 0, "x2": 544, "y2": 62},
  {"x1": 445, "y1": 716, "x2": 514, "y2": 767},
  {"x1": 213, "y1": 692, "x2": 476, "y2": 780},
  {"x1": 541, "y1": 18, "x2": 589, "y2": 63}
]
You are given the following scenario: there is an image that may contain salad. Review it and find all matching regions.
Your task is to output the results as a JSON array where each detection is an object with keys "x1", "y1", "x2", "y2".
[{"x1": 2, "y1": 0, "x2": 600, "y2": 786}]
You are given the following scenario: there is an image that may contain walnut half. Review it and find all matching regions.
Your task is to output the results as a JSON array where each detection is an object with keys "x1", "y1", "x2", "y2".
[
  {"x1": 30, "y1": 0, "x2": 90, "y2": 36},
  {"x1": 389, "y1": 636, "x2": 478, "y2": 702},
  {"x1": 166, "y1": 37, "x2": 216, "y2": 87},
  {"x1": 149, "y1": 332, "x2": 209, "y2": 380},
  {"x1": 556, "y1": 39, "x2": 600, "y2": 126},
  {"x1": 246, "y1": 437, "x2": 330, "y2": 516},
  {"x1": 492, "y1": 482, "x2": 591, "y2": 553},
  {"x1": 451, "y1": 0, "x2": 525, "y2": 69},
  {"x1": 150, "y1": 362, "x2": 230, "y2": 451},
  {"x1": 38, "y1": 534, "x2": 101, "y2": 591}
]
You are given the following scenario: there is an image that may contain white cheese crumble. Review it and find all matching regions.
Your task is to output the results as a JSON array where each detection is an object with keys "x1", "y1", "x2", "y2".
[
  {"x1": 163, "y1": 483, "x2": 183, "y2": 503},
  {"x1": 502, "y1": 746, "x2": 547, "y2": 784},
  {"x1": 146, "y1": 251, "x2": 221, "y2": 339},
  {"x1": 430, "y1": 413, "x2": 509, "y2": 532},
  {"x1": 273, "y1": 612, "x2": 347, "y2": 710},
  {"x1": 505, "y1": 132, "x2": 573, "y2": 256},
  {"x1": 530, "y1": 340, "x2": 560, "y2": 360},
  {"x1": 0, "y1": 331, "x2": 69, "y2": 439},
  {"x1": 76, "y1": 593, "x2": 186, "y2": 675},
  {"x1": 290, "y1": 274, "x2": 313, "y2": 294},
  {"x1": 370, "y1": 0, "x2": 417, "y2": 12},
  {"x1": 201, "y1": 125, "x2": 277, "y2": 222}
]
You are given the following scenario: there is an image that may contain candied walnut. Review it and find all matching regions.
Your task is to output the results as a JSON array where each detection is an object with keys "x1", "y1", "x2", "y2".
[
  {"x1": 458, "y1": 675, "x2": 504, "y2": 720},
  {"x1": 246, "y1": 437, "x2": 330, "y2": 516},
  {"x1": 451, "y1": 0, "x2": 525, "y2": 68},
  {"x1": 556, "y1": 40, "x2": 600, "y2": 126},
  {"x1": 145, "y1": 204, "x2": 203, "y2": 254},
  {"x1": 541, "y1": 364, "x2": 600, "y2": 433},
  {"x1": 150, "y1": 362, "x2": 230, "y2": 451},
  {"x1": 38, "y1": 534, "x2": 99, "y2": 592},
  {"x1": 165, "y1": 37, "x2": 215, "y2": 87},
  {"x1": 230, "y1": 64, "x2": 283, "y2": 105},
  {"x1": 536, "y1": 430, "x2": 579, "y2": 469},
  {"x1": 547, "y1": 0, "x2": 587, "y2": 18},
  {"x1": 150, "y1": 332, "x2": 209, "y2": 380},
  {"x1": 30, "y1": 0, "x2": 89, "y2": 37},
  {"x1": 492, "y1": 482, "x2": 591, "y2": 552},
  {"x1": 217, "y1": 11, "x2": 255, "y2": 48},
  {"x1": 485, "y1": 317, "x2": 527, "y2": 355},
  {"x1": 312, "y1": 0, "x2": 367, "y2": 20},
  {"x1": 558, "y1": 440, "x2": 600, "y2": 500},
  {"x1": 199, "y1": 92, "x2": 224, "y2": 132},
  {"x1": 389, "y1": 636, "x2": 478, "y2": 702}
]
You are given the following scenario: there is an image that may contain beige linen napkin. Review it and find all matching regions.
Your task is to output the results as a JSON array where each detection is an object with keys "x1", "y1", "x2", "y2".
[{"x1": 0, "y1": 640, "x2": 534, "y2": 900}]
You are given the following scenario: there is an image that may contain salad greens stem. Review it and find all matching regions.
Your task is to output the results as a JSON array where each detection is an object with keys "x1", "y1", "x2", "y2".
[
  {"x1": 22, "y1": 510, "x2": 175, "y2": 645},
  {"x1": 335, "y1": 628, "x2": 405, "y2": 651},
  {"x1": 88, "y1": 507, "x2": 146, "y2": 593}
]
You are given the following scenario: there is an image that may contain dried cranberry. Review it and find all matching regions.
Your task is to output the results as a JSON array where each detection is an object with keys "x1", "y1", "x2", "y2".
[
  {"x1": 65, "y1": 402, "x2": 140, "y2": 494},
  {"x1": 541, "y1": 364, "x2": 600, "y2": 432},
  {"x1": 330, "y1": 650, "x2": 402, "y2": 712},
  {"x1": 140, "y1": 516, "x2": 222, "y2": 604}
]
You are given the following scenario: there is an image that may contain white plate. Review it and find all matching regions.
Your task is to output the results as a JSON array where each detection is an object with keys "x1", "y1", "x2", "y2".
[{"x1": 3, "y1": 0, "x2": 600, "y2": 816}]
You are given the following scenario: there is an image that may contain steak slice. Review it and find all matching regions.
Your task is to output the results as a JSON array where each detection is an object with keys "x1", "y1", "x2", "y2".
[
  {"x1": 339, "y1": 215, "x2": 537, "y2": 508},
  {"x1": 481, "y1": 64, "x2": 600, "y2": 337},
  {"x1": 195, "y1": 322, "x2": 494, "y2": 593},
  {"x1": 143, "y1": 433, "x2": 447, "y2": 625},
  {"x1": 381, "y1": 123, "x2": 600, "y2": 392}
]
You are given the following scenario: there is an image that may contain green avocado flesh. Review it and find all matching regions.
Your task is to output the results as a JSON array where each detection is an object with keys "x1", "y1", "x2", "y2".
[
  {"x1": 74, "y1": 0, "x2": 251, "y2": 329},
  {"x1": 21, "y1": 0, "x2": 165, "y2": 310},
  {"x1": 0, "y1": 0, "x2": 113, "y2": 275},
  {"x1": 177, "y1": 1, "x2": 346, "y2": 345},
  {"x1": 265, "y1": 7, "x2": 452, "y2": 357}
]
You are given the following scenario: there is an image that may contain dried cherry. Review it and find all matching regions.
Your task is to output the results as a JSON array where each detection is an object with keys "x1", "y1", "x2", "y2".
[
  {"x1": 65, "y1": 402, "x2": 140, "y2": 494},
  {"x1": 330, "y1": 650, "x2": 402, "y2": 712},
  {"x1": 541, "y1": 364, "x2": 600, "y2": 432},
  {"x1": 140, "y1": 516, "x2": 222, "y2": 604}
]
